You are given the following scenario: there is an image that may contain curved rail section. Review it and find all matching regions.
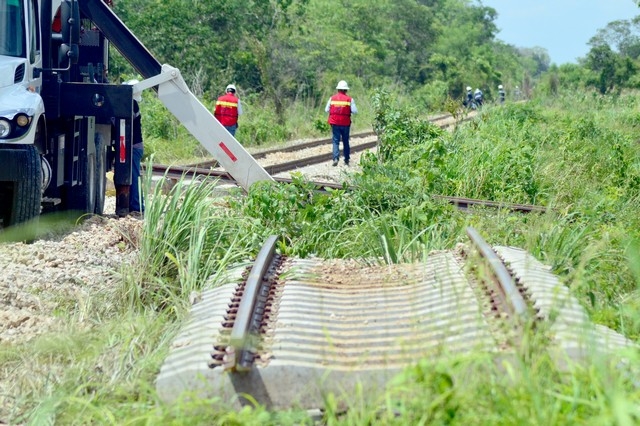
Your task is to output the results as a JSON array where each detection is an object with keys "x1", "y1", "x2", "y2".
[
  {"x1": 156, "y1": 229, "x2": 633, "y2": 410},
  {"x1": 466, "y1": 227, "x2": 528, "y2": 318}
]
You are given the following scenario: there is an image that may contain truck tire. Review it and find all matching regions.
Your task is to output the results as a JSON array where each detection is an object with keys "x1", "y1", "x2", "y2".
[
  {"x1": 94, "y1": 136, "x2": 107, "y2": 215},
  {"x1": 8, "y1": 145, "x2": 42, "y2": 226}
]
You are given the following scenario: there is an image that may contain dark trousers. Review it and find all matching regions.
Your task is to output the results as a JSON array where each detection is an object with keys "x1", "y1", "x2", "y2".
[
  {"x1": 225, "y1": 124, "x2": 238, "y2": 136},
  {"x1": 130, "y1": 146, "x2": 144, "y2": 212},
  {"x1": 331, "y1": 125, "x2": 351, "y2": 163}
]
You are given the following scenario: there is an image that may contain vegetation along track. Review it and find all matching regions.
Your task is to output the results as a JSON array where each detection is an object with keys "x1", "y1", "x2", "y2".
[
  {"x1": 151, "y1": 111, "x2": 546, "y2": 213},
  {"x1": 182, "y1": 113, "x2": 455, "y2": 169},
  {"x1": 156, "y1": 227, "x2": 634, "y2": 410}
]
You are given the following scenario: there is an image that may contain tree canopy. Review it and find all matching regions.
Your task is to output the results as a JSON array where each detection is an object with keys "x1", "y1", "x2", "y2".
[{"x1": 110, "y1": 0, "x2": 544, "y2": 106}]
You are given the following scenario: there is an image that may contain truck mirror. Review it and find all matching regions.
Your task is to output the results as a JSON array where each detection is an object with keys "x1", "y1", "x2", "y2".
[{"x1": 60, "y1": 0, "x2": 80, "y2": 45}]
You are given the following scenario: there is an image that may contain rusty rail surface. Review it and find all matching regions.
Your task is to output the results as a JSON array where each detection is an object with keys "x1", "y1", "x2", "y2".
[{"x1": 149, "y1": 162, "x2": 546, "y2": 213}]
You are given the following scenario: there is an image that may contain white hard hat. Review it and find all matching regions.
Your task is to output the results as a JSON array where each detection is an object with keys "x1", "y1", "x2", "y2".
[
  {"x1": 123, "y1": 79, "x2": 142, "y2": 102},
  {"x1": 474, "y1": 88, "x2": 480, "y2": 93},
  {"x1": 226, "y1": 84, "x2": 237, "y2": 93},
  {"x1": 336, "y1": 80, "x2": 349, "y2": 90},
  {"x1": 498, "y1": 84, "x2": 503, "y2": 89},
  {"x1": 466, "y1": 86, "x2": 471, "y2": 91}
]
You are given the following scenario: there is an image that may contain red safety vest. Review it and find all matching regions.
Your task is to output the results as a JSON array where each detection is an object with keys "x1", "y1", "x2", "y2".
[
  {"x1": 214, "y1": 93, "x2": 239, "y2": 126},
  {"x1": 328, "y1": 92, "x2": 353, "y2": 126}
]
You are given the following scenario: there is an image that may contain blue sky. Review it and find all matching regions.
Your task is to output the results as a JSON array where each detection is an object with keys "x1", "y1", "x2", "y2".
[{"x1": 479, "y1": 0, "x2": 640, "y2": 64}]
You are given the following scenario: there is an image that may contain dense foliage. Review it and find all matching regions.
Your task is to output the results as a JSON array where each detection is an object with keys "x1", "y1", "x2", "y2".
[
  {"x1": 110, "y1": 0, "x2": 550, "y2": 149},
  {"x1": 6, "y1": 2, "x2": 640, "y2": 424}
]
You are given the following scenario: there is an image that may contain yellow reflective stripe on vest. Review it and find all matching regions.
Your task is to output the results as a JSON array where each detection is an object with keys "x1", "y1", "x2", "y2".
[
  {"x1": 330, "y1": 100, "x2": 351, "y2": 107},
  {"x1": 216, "y1": 100, "x2": 238, "y2": 107}
]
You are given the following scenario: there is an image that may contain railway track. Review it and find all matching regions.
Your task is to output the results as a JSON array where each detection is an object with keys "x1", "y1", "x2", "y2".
[
  {"x1": 183, "y1": 113, "x2": 459, "y2": 170},
  {"x1": 156, "y1": 227, "x2": 633, "y2": 409},
  {"x1": 149, "y1": 111, "x2": 546, "y2": 214}
]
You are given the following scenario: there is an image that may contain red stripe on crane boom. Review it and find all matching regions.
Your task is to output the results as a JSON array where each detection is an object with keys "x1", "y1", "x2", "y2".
[{"x1": 219, "y1": 142, "x2": 238, "y2": 162}]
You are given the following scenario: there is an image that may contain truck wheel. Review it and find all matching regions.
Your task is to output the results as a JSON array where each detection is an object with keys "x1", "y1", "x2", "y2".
[
  {"x1": 8, "y1": 145, "x2": 42, "y2": 226},
  {"x1": 94, "y1": 136, "x2": 107, "y2": 215}
]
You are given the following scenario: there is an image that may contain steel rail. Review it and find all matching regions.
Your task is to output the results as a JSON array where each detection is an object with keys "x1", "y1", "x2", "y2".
[
  {"x1": 263, "y1": 140, "x2": 378, "y2": 174},
  {"x1": 250, "y1": 131, "x2": 375, "y2": 160},
  {"x1": 185, "y1": 131, "x2": 376, "y2": 169},
  {"x1": 249, "y1": 113, "x2": 453, "y2": 160},
  {"x1": 466, "y1": 227, "x2": 528, "y2": 318},
  {"x1": 184, "y1": 112, "x2": 459, "y2": 168},
  {"x1": 149, "y1": 163, "x2": 546, "y2": 213},
  {"x1": 434, "y1": 195, "x2": 547, "y2": 213},
  {"x1": 229, "y1": 235, "x2": 279, "y2": 372}
]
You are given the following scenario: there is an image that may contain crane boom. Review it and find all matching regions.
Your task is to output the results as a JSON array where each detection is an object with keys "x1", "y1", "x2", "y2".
[{"x1": 78, "y1": 0, "x2": 274, "y2": 190}]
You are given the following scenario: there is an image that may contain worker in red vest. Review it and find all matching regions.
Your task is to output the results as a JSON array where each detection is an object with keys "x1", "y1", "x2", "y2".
[
  {"x1": 325, "y1": 80, "x2": 358, "y2": 166},
  {"x1": 214, "y1": 84, "x2": 243, "y2": 136}
]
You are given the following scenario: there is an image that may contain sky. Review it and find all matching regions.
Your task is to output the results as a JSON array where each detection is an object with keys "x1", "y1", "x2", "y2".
[{"x1": 479, "y1": 0, "x2": 640, "y2": 64}]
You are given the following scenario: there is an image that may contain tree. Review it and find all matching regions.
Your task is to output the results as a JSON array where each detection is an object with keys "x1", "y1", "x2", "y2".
[
  {"x1": 589, "y1": 19, "x2": 640, "y2": 59},
  {"x1": 585, "y1": 44, "x2": 621, "y2": 94},
  {"x1": 518, "y1": 47, "x2": 550, "y2": 75}
]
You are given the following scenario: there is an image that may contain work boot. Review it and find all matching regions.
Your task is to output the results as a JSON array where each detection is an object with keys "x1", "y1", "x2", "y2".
[
  {"x1": 344, "y1": 160, "x2": 350, "y2": 166},
  {"x1": 332, "y1": 160, "x2": 338, "y2": 167},
  {"x1": 129, "y1": 210, "x2": 144, "y2": 220}
]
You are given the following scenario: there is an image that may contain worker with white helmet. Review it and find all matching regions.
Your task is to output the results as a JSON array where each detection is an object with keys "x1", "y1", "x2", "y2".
[
  {"x1": 325, "y1": 80, "x2": 358, "y2": 166},
  {"x1": 123, "y1": 79, "x2": 145, "y2": 216},
  {"x1": 474, "y1": 88, "x2": 484, "y2": 107},
  {"x1": 214, "y1": 84, "x2": 243, "y2": 137},
  {"x1": 464, "y1": 86, "x2": 473, "y2": 108},
  {"x1": 498, "y1": 84, "x2": 506, "y2": 104}
]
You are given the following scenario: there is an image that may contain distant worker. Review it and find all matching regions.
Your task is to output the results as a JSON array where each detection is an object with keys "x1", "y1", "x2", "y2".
[
  {"x1": 498, "y1": 84, "x2": 506, "y2": 104},
  {"x1": 124, "y1": 80, "x2": 145, "y2": 216},
  {"x1": 214, "y1": 84, "x2": 243, "y2": 137},
  {"x1": 474, "y1": 88, "x2": 484, "y2": 107},
  {"x1": 325, "y1": 80, "x2": 358, "y2": 166},
  {"x1": 463, "y1": 86, "x2": 473, "y2": 108},
  {"x1": 514, "y1": 85, "x2": 521, "y2": 101}
]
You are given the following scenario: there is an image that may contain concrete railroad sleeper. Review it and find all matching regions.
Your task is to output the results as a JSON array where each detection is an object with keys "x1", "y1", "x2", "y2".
[{"x1": 156, "y1": 227, "x2": 634, "y2": 410}]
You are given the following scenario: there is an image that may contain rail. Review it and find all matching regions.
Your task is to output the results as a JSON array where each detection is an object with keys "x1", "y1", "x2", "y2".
[{"x1": 229, "y1": 235, "x2": 279, "y2": 372}]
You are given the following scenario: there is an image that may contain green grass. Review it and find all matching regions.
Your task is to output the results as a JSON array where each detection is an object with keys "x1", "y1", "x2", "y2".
[{"x1": 3, "y1": 89, "x2": 640, "y2": 424}]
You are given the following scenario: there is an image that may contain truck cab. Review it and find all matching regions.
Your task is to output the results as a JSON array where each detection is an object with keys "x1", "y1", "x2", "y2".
[
  {"x1": 0, "y1": 0, "x2": 121, "y2": 227},
  {"x1": 0, "y1": 0, "x2": 47, "y2": 226},
  {"x1": 1, "y1": 0, "x2": 273, "y2": 231}
]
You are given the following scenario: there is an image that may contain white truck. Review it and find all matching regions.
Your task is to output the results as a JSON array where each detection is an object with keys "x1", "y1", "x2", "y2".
[{"x1": 0, "y1": 0, "x2": 272, "y2": 227}]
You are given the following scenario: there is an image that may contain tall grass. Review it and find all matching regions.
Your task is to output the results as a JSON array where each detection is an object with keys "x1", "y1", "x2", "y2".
[
  {"x1": 119, "y1": 167, "x2": 260, "y2": 313},
  {"x1": 4, "y1": 90, "x2": 640, "y2": 424},
  {"x1": 0, "y1": 173, "x2": 267, "y2": 424}
]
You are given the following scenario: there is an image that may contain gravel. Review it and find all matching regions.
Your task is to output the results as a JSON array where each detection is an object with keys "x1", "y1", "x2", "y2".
[
  {"x1": 0, "y1": 197, "x2": 141, "y2": 344},
  {"x1": 0, "y1": 148, "x2": 358, "y2": 345}
]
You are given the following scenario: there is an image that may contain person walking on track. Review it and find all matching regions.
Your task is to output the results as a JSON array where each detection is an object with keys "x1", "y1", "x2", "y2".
[
  {"x1": 214, "y1": 84, "x2": 243, "y2": 137},
  {"x1": 325, "y1": 80, "x2": 358, "y2": 166}
]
